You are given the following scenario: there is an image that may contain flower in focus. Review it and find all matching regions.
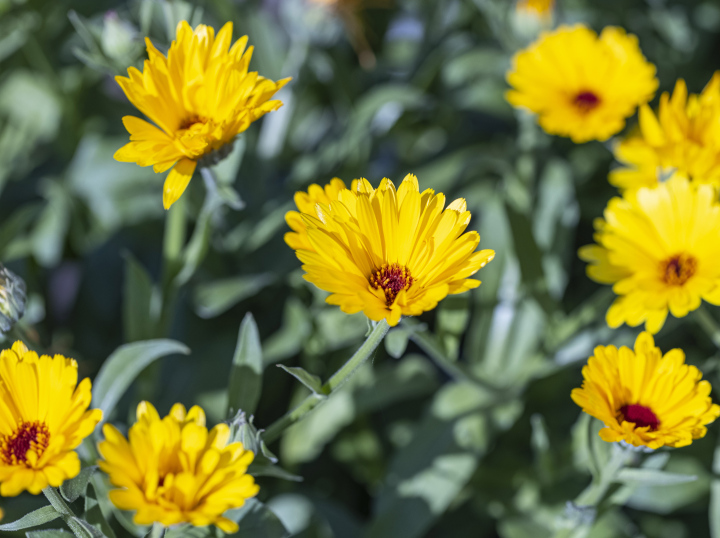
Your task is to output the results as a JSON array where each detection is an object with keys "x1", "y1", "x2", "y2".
[
  {"x1": 285, "y1": 174, "x2": 495, "y2": 326},
  {"x1": 0, "y1": 264, "x2": 26, "y2": 337},
  {"x1": 506, "y1": 24, "x2": 658, "y2": 143},
  {"x1": 114, "y1": 21, "x2": 291, "y2": 209},
  {"x1": 516, "y1": 0, "x2": 554, "y2": 20},
  {"x1": 98, "y1": 401, "x2": 258, "y2": 533},
  {"x1": 611, "y1": 73, "x2": 720, "y2": 190},
  {"x1": 572, "y1": 332, "x2": 720, "y2": 449},
  {"x1": 579, "y1": 174, "x2": 720, "y2": 334},
  {"x1": 0, "y1": 342, "x2": 102, "y2": 496}
]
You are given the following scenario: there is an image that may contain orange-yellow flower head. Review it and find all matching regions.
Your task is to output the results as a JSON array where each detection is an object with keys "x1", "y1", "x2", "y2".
[
  {"x1": 114, "y1": 21, "x2": 291, "y2": 209},
  {"x1": 98, "y1": 401, "x2": 258, "y2": 533},
  {"x1": 611, "y1": 73, "x2": 720, "y2": 190},
  {"x1": 572, "y1": 332, "x2": 720, "y2": 449},
  {"x1": 516, "y1": 0, "x2": 554, "y2": 19},
  {"x1": 579, "y1": 174, "x2": 720, "y2": 334},
  {"x1": 285, "y1": 175, "x2": 495, "y2": 326},
  {"x1": 0, "y1": 342, "x2": 102, "y2": 496},
  {"x1": 506, "y1": 25, "x2": 658, "y2": 143}
]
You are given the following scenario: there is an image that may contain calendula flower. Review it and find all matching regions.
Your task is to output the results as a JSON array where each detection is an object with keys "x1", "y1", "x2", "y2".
[
  {"x1": 506, "y1": 25, "x2": 658, "y2": 143},
  {"x1": 0, "y1": 342, "x2": 102, "y2": 496},
  {"x1": 98, "y1": 401, "x2": 258, "y2": 533},
  {"x1": 579, "y1": 174, "x2": 720, "y2": 334},
  {"x1": 611, "y1": 73, "x2": 720, "y2": 190},
  {"x1": 285, "y1": 174, "x2": 495, "y2": 326},
  {"x1": 572, "y1": 332, "x2": 720, "y2": 449},
  {"x1": 516, "y1": 0, "x2": 554, "y2": 19},
  {"x1": 114, "y1": 21, "x2": 291, "y2": 209}
]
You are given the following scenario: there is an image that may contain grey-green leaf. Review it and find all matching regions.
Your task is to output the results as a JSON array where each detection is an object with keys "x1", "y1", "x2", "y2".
[
  {"x1": 92, "y1": 340, "x2": 190, "y2": 418},
  {"x1": 224, "y1": 498, "x2": 289, "y2": 538},
  {"x1": 26, "y1": 531, "x2": 75, "y2": 538},
  {"x1": 194, "y1": 275, "x2": 274, "y2": 319},
  {"x1": 617, "y1": 468, "x2": 698, "y2": 486},
  {"x1": 277, "y1": 365, "x2": 325, "y2": 396},
  {"x1": 0, "y1": 506, "x2": 60, "y2": 531},
  {"x1": 227, "y1": 313, "x2": 264, "y2": 417},
  {"x1": 60, "y1": 465, "x2": 97, "y2": 502},
  {"x1": 123, "y1": 253, "x2": 156, "y2": 342}
]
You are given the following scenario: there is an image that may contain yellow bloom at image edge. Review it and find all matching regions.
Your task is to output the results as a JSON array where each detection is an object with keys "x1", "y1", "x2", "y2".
[
  {"x1": 572, "y1": 332, "x2": 720, "y2": 449},
  {"x1": 114, "y1": 21, "x2": 291, "y2": 209},
  {"x1": 285, "y1": 175, "x2": 495, "y2": 326},
  {"x1": 0, "y1": 342, "x2": 102, "y2": 496},
  {"x1": 506, "y1": 24, "x2": 657, "y2": 143},
  {"x1": 98, "y1": 401, "x2": 258, "y2": 533}
]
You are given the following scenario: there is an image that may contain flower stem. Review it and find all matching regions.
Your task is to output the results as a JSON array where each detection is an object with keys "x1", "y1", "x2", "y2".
[
  {"x1": 574, "y1": 443, "x2": 631, "y2": 506},
  {"x1": 262, "y1": 319, "x2": 390, "y2": 444},
  {"x1": 43, "y1": 486, "x2": 87, "y2": 538},
  {"x1": 149, "y1": 522, "x2": 167, "y2": 538},
  {"x1": 697, "y1": 305, "x2": 720, "y2": 349}
]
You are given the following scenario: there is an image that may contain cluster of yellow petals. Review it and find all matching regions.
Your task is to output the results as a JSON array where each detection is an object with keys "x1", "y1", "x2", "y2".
[
  {"x1": 0, "y1": 342, "x2": 102, "y2": 496},
  {"x1": 611, "y1": 73, "x2": 720, "y2": 190},
  {"x1": 572, "y1": 332, "x2": 720, "y2": 449},
  {"x1": 114, "y1": 21, "x2": 290, "y2": 209},
  {"x1": 285, "y1": 175, "x2": 494, "y2": 326},
  {"x1": 580, "y1": 174, "x2": 720, "y2": 334},
  {"x1": 98, "y1": 401, "x2": 258, "y2": 533},
  {"x1": 506, "y1": 24, "x2": 658, "y2": 143}
]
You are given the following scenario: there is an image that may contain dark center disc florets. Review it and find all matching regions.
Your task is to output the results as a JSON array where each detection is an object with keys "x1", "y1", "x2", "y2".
[
  {"x1": 620, "y1": 404, "x2": 660, "y2": 430},
  {"x1": 0, "y1": 420, "x2": 50, "y2": 465},
  {"x1": 661, "y1": 253, "x2": 697, "y2": 286},
  {"x1": 573, "y1": 91, "x2": 601, "y2": 112},
  {"x1": 370, "y1": 264, "x2": 414, "y2": 306}
]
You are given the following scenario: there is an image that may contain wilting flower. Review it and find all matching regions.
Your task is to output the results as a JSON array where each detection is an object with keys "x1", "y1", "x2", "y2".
[
  {"x1": 572, "y1": 332, "x2": 720, "y2": 449},
  {"x1": 579, "y1": 174, "x2": 720, "y2": 334},
  {"x1": 98, "y1": 402, "x2": 258, "y2": 533},
  {"x1": 611, "y1": 73, "x2": 720, "y2": 190},
  {"x1": 0, "y1": 342, "x2": 102, "y2": 496},
  {"x1": 0, "y1": 264, "x2": 26, "y2": 337},
  {"x1": 114, "y1": 21, "x2": 291, "y2": 209},
  {"x1": 506, "y1": 24, "x2": 658, "y2": 143},
  {"x1": 285, "y1": 175, "x2": 495, "y2": 326}
]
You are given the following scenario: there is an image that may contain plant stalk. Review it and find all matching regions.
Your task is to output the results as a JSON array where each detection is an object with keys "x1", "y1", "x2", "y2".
[
  {"x1": 697, "y1": 305, "x2": 720, "y2": 349},
  {"x1": 43, "y1": 486, "x2": 87, "y2": 538},
  {"x1": 262, "y1": 319, "x2": 390, "y2": 443}
]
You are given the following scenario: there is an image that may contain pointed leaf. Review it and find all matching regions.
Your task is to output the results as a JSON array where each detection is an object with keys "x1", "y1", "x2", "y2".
[
  {"x1": 0, "y1": 506, "x2": 60, "y2": 531},
  {"x1": 123, "y1": 253, "x2": 156, "y2": 342},
  {"x1": 616, "y1": 468, "x2": 698, "y2": 486},
  {"x1": 92, "y1": 340, "x2": 190, "y2": 419},
  {"x1": 227, "y1": 313, "x2": 264, "y2": 416},
  {"x1": 26, "y1": 531, "x2": 75, "y2": 538},
  {"x1": 277, "y1": 365, "x2": 325, "y2": 396},
  {"x1": 60, "y1": 465, "x2": 97, "y2": 502}
]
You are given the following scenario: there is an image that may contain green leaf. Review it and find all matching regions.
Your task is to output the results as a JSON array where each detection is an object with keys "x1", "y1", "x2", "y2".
[
  {"x1": 194, "y1": 275, "x2": 274, "y2": 319},
  {"x1": 227, "y1": 313, "x2": 264, "y2": 416},
  {"x1": 123, "y1": 253, "x2": 157, "y2": 342},
  {"x1": 277, "y1": 365, "x2": 325, "y2": 396},
  {"x1": 616, "y1": 468, "x2": 697, "y2": 486},
  {"x1": 26, "y1": 531, "x2": 75, "y2": 538},
  {"x1": 223, "y1": 498, "x2": 289, "y2": 538},
  {"x1": 86, "y1": 478, "x2": 123, "y2": 538},
  {"x1": 70, "y1": 517, "x2": 107, "y2": 538},
  {"x1": 711, "y1": 442, "x2": 720, "y2": 538},
  {"x1": 263, "y1": 298, "x2": 312, "y2": 364},
  {"x1": 248, "y1": 461, "x2": 304, "y2": 482},
  {"x1": 0, "y1": 506, "x2": 60, "y2": 531},
  {"x1": 60, "y1": 465, "x2": 97, "y2": 502},
  {"x1": 384, "y1": 328, "x2": 410, "y2": 359},
  {"x1": 92, "y1": 340, "x2": 190, "y2": 418}
]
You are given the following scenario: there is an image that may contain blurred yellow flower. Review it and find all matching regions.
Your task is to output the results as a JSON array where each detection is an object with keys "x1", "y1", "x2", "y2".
[
  {"x1": 98, "y1": 401, "x2": 258, "y2": 533},
  {"x1": 506, "y1": 25, "x2": 658, "y2": 143},
  {"x1": 285, "y1": 174, "x2": 495, "y2": 326},
  {"x1": 579, "y1": 174, "x2": 720, "y2": 334},
  {"x1": 0, "y1": 342, "x2": 102, "y2": 496},
  {"x1": 572, "y1": 332, "x2": 720, "y2": 449},
  {"x1": 611, "y1": 73, "x2": 720, "y2": 190},
  {"x1": 516, "y1": 0, "x2": 554, "y2": 19},
  {"x1": 114, "y1": 21, "x2": 291, "y2": 209}
]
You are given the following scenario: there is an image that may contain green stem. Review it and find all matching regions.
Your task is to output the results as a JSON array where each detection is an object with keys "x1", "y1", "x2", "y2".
[
  {"x1": 149, "y1": 522, "x2": 167, "y2": 538},
  {"x1": 43, "y1": 487, "x2": 87, "y2": 538},
  {"x1": 574, "y1": 444, "x2": 631, "y2": 507},
  {"x1": 162, "y1": 194, "x2": 187, "y2": 274},
  {"x1": 263, "y1": 319, "x2": 390, "y2": 443},
  {"x1": 697, "y1": 305, "x2": 720, "y2": 349}
]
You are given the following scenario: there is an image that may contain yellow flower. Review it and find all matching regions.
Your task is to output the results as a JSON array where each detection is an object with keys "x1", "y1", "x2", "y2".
[
  {"x1": 98, "y1": 401, "x2": 258, "y2": 533},
  {"x1": 516, "y1": 0, "x2": 554, "y2": 19},
  {"x1": 114, "y1": 21, "x2": 291, "y2": 209},
  {"x1": 611, "y1": 73, "x2": 720, "y2": 190},
  {"x1": 572, "y1": 332, "x2": 720, "y2": 449},
  {"x1": 0, "y1": 342, "x2": 102, "y2": 496},
  {"x1": 285, "y1": 174, "x2": 495, "y2": 326},
  {"x1": 579, "y1": 174, "x2": 720, "y2": 334},
  {"x1": 506, "y1": 25, "x2": 658, "y2": 143}
]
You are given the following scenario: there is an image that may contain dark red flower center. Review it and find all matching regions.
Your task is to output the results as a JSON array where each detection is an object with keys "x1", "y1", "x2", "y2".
[
  {"x1": 0, "y1": 420, "x2": 50, "y2": 465},
  {"x1": 370, "y1": 264, "x2": 414, "y2": 306},
  {"x1": 574, "y1": 91, "x2": 601, "y2": 112},
  {"x1": 620, "y1": 404, "x2": 660, "y2": 430},
  {"x1": 661, "y1": 253, "x2": 697, "y2": 286}
]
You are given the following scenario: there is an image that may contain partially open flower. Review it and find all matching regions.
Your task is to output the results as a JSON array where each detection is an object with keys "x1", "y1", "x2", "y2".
[
  {"x1": 285, "y1": 175, "x2": 494, "y2": 326},
  {"x1": 0, "y1": 264, "x2": 26, "y2": 337},
  {"x1": 115, "y1": 21, "x2": 291, "y2": 209},
  {"x1": 0, "y1": 342, "x2": 102, "y2": 496},
  {"x1": 572, "y1": 332, "x2": 720, "y2": 449},
  {"x1": 98, "y1": 402, "x2": 258, "y2": 533}
]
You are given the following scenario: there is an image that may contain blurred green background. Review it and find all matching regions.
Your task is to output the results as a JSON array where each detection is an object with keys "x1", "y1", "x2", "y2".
[{"x1": 3, "y1": 0, "x2": 720, "y2": 536}]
